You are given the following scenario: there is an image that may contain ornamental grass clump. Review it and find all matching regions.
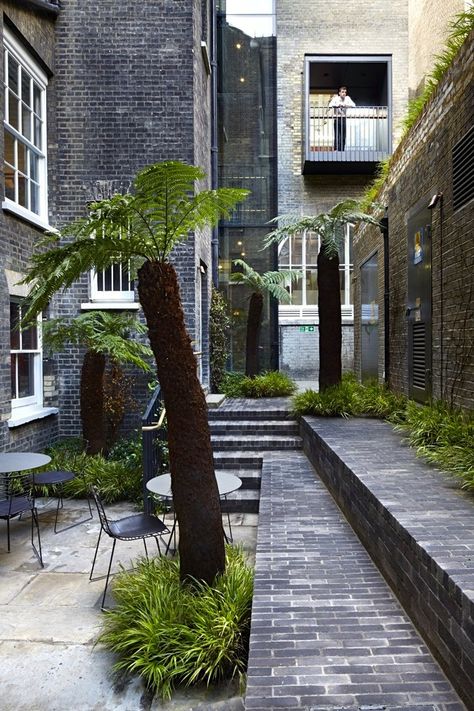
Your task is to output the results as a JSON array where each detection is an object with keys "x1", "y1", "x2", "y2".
[
  {"x1": 393, "y1": 400, "x2": 474, "y2": 490},
  {"x1": 99, "y1": 546, "x2": 254, "y2": 699},
  {"x1": 292, "y1": 373, "x2": 407, "y2": 419},
  {"x1": 221, "y1": 370, "x2": 297, "y2": 398}
]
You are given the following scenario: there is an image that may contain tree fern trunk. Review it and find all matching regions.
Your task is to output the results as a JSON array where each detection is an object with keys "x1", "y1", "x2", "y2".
[
  {"x1": 138, "y1": 260, "x2": 225, "y2": 584},
  {"x1": 81, "y1": 350, "x2": 106, "y2": 455},
  {"x1": 246, "y1": 292, "x2": 263, "y2": 377},
  {"x1": 318, "y1": 248, "x2": 342, "y2": 390}
]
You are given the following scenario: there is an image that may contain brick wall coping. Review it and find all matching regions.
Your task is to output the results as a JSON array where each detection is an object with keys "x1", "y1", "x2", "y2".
[{"x1": 301, "y1": 416, "x2": 474, "y2": 708}]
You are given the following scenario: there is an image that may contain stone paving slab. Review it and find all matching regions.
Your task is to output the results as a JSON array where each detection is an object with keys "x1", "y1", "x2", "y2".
[{"x1": 245, "y1": 451, "x2": 465, "y2": 711}]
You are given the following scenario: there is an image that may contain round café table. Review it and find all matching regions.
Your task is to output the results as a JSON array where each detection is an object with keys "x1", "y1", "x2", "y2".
[
  {"x1": 146, "y1": 471, "x2": 242, "y2": 550},
  {"x1": 0, "y1": 452, "x2": 51, "y2": 473}
]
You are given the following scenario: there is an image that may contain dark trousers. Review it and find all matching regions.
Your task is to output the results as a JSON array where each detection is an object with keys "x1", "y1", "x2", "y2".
[{"x1": 333, "y1": 116, "x2": 347, "y2": 151}]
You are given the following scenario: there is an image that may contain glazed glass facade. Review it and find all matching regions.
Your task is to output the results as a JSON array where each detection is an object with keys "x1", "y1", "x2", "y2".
[{"x1": 217, "y1": 0, "x2": 277, "y2": 371}]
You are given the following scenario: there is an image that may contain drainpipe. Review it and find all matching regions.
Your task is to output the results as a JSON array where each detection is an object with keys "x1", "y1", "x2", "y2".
[
  {"x1": 210, "y1": 1, "x2": 219, "y2": 288},
  {"x1": 380, "y1": 209, "x2": 390, "y2": 384}
]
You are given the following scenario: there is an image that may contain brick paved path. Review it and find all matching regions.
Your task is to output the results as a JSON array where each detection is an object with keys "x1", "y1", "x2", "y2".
[{"x1": 245, "y1": 450, "x2": 465, "y2": 711}]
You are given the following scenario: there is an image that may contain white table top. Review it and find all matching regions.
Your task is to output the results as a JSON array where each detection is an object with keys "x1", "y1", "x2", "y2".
[
  {"x1": 0, "y1": 452, "x2": 51, "y2": 473},
  {"x1": 146, "y1": 471, "x2": 242, "y2": 498}
]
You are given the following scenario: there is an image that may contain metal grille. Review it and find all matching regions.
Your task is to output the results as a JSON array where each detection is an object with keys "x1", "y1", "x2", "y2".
[
  {"x1": 412, "y1": 322, "x2": 426, "y2": 389},
  {"x1": 453, "y1": 125, "x2": 474, "y2": 212}
]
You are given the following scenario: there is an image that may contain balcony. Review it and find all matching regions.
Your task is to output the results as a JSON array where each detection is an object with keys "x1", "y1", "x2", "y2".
[{"x1": 304, "y1": 103, "x2": 390, "y2": 174}]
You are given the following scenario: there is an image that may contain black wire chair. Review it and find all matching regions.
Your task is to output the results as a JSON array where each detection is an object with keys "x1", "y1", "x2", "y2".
[
  {"x1": 89, "y1": 486, "x2": 170, "y2": 610},
  {"x1": 33, "y1": 469, "x2": 93, "y2": 533},
  {"x1": 0, "y1": 472, "x2": 43, "y2": 567}
]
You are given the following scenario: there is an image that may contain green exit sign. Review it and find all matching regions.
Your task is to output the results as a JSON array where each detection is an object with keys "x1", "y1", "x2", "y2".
[{"x1": 299, "y1": 325, "x2": 315, "y2": 333}]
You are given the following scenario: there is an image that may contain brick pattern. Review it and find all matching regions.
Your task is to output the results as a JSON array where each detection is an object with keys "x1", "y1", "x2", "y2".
[
  {"x1": 354, "y1": 30, "x2": 474, "y2": 408},
  {"x1": 301, "y1": 415, "x2": 474, "y2": 709},
  {"x1": 246, "y1": 444, "x2": 464, "y2": 710},
  {"x1": 280, "y1": 324, "x2": 354, "y2": 379}
]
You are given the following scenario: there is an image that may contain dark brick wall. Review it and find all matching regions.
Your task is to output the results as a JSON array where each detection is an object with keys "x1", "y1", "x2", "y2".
[
  {"x1": 0, "y1": 2, "x2": 59, "y2": 451},
  {"x1": 51, "y1": 0, "x2": 212, "y2": 437},
  {"x1": 354, "y1": 31, "x2": 474, "y2": 409}
]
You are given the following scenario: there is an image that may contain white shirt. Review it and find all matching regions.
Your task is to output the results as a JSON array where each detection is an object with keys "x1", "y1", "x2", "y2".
[{"x1": 328, "y1": 94, "x2": 356, "y2": 115}]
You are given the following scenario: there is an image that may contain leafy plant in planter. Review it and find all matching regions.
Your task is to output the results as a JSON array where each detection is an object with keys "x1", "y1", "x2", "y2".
[{"x1": 99, "y1": 546, "x2": 254, "y2": 700}]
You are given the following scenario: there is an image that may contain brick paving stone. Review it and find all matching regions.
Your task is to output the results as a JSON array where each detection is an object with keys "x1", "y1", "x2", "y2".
[{"x1": 245, "y1": 448, "x2": 465, "y2": 710}]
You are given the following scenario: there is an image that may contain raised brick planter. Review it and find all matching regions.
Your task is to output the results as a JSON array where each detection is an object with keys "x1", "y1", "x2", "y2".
[{"x1": 301, "y1": 416, "x2": 474, "y2": 709}]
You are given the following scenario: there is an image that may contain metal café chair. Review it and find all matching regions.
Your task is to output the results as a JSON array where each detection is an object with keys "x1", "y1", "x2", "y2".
[
  {"x1": 33, "y1": 469, "x2": 93, "y2": 533},
  {"x1": 0, "y1": 472, "x2": 43, "y2": 567},
  {"x1": 89, "y1": 486, "x2": 170, "y2": 610}
]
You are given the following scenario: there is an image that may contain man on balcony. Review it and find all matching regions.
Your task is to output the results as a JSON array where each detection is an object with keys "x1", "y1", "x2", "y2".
[{"x1": 329, "y1": 86, "x2": 356, "y2": 151}]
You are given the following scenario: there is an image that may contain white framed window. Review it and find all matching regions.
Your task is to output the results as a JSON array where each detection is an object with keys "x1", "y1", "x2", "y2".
[
  {"x1": 3, "y1": 27, "x2": 48, "y2": 225},
  {"x1": 90, "y1": 262, "x2": 135, "y2": 303},
  {"x1": 279, "y1": 224, "x2": 354, "y2": 318},
  {"x1": 10, "y1": 299, "x2": 43, "y2": 414}
]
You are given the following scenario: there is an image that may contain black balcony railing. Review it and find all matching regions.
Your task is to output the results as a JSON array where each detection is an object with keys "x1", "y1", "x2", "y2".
[{"x1": 306, "y1": 104, "x2": 390, "y2": 165}]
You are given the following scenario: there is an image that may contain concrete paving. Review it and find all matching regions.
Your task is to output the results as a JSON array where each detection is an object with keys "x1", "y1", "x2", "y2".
[{"x1": 0, "y1": 498, "x2": 257, "y2": 711}]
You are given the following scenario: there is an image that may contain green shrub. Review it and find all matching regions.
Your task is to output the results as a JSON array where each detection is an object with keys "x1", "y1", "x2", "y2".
[
  {"x1": 99, "y1": 546, "x2": 254, "y2": 699},
  {"x1": 210, "y1": 288, "x2": 231, "y2": 392},
  {"x1": 393, "y1": 400, "x2": 474, "y2": 489},
  {"x1": 221, "y1": 371, "x2": 296, "y2": 398},
  {"x1": 292, "y1": 373, "x2": 406, "y2": 418},
  {"x1": 42, "y1": 438, "x2": 143, "y2": 503}
]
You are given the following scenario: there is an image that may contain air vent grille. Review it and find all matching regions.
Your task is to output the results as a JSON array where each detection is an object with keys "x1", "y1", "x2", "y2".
[
  {"x1": 412, "y1": 322, "x2": 426, "y2": 389},
  {"x1": 453, "y1": 125, "x2": 474, "y2": 212}
]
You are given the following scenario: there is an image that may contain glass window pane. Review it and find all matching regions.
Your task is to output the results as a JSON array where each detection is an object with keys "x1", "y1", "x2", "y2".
[
  {"x1": 21, "y1": 70, "x2": 31, "y2": 107},
  {"x1": 226, "y1": 15, "x2": 274, "y2": 37},
  {"x1": 34, "y1": 116, "x2": 42, "y2": 149},
  {"x1": 22, "y1": 105, "x2": 31, "y2": 139},
  {"x1": 306, "y1": 233, "x2": 319, "y2": 264},
  {"x1": 30, "y1": 182, "x2": 40, "y2": 214},
  {"x1": 18, "y1": 175, "x2": 27, "y2": 207},
  {"x1": 8, "y1": 56, "x2": 19, "y2": 94},
  {"x1": 279, "y1": 239, "x2": 289, "y2": 264},
  {"x1": 10, "y1": 302, "x2": 20, "y2": 349},
  {"x1": 121, "y1": 263, "x2": 132, "y2": 290},
  {"x1": 11, "y1": 354, "x2": 17, "y2": 399},
  {"x1": 339, "y1": 269, "x2": 345, "y2": 305},
  {"x1": 97, "y1": 270, "x2": 104, "y2": 291},
  {"x1": 306, "y1": 269, "x2": 318, "y2": 305},
  {"x1": 29, "y1": 152, "x2": 38, "y2": 181},
  {"x1": 104, "y1": 266, "x2": 112, "y2": 291},
  {"x1": 8, "y1": 90, "x2": 19, "y2": 130},
  {"x1": 291, "y1": 235, "x2": 302, "y2": 265},
  {"x1": 33, "y1": 83, "x2": 42, "y2": 116},
  {"x1": 4, "y1": 165, "x2": 15, "y2": 201},
  {"x1": 292, "y1": 275, "x2": 303, "y2": 305},
  {"x1": 4, "y1": 130, "x2": 15, "y2": 165},
  {"x1": 112, "y1": 263, "x2": 121, "y2": 290},
  {"x1": 18, "y1": 142, "x2": 27, "y2": 174},
  {"x1": 17, "y1": 353, "x2": 35, "y2": 397},
  {"x1": 22, "y1": 322, "x2": 38, "y2": 350}
]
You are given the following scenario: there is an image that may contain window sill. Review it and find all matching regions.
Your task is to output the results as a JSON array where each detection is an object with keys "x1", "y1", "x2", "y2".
[
  {"x1": 2, "y1": 200, "x2": 55, "y2": 232},
  {"x1": 7, "y1": 406, "x2": 59, "y2": 429},
  {"x1": 81, "y1": 302, "x2": 140, "y2": 311}
]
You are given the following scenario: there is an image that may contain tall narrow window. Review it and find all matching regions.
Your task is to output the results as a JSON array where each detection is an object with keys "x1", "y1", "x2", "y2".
[
  {"x1": 3, "y1": 27, "x2": 48, "y2": 223},
  {"x1": 10, "y1": 299, "x2": 43, "y2": 413}
]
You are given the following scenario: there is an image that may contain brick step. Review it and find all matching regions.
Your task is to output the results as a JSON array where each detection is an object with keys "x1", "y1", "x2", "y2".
[
  {"x1": 215, "y1": 468, "x2": 261, "y2": 490},
  {"x1": 212, "y1": 435, "x2": 302, "y2": 450},
  {"x1": 209, "y1": 419, "x2": 299, "y2": 436},
  {"x1": 220, "y1": 488, "x2": 260, "y2": 514},
  {"x1": 208, "y1": 407, "x2": 293, "y2": 421},
  {"x1": 213, "y1": 453, "x2": 263, "y2": 470}
]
